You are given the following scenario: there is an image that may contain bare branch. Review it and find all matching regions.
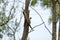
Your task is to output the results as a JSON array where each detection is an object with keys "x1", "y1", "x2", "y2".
[
  {"x1": 6, "y1": 24, "x2": 14, "y2": 33},
  {"x1": 30, "y1": 7, "x2": 52, "y2": 35},
  {"x1": 33, "y1": 22, "x2": 44, "y2": 29},
  {"x1": 15, "y1": 13, "x2": 23, "y2": 32},
  {"x1": 7, "y1": 0, "x2": 52, "y2": 35},
  {"x1": 29, "y1": 22, "x2": 43, "y2": 33}
]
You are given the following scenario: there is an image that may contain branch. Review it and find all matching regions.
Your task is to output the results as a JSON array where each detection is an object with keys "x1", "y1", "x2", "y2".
[
  {"x1": 33, "y1": 22, "x2": 44, "y2": 29},
  {"x1": 15, "y1": 13, "x2": 23, "y2": 31},
  {"x1": 30, "y1": 7, "x2": 52, "y2": 35},
  {"x1": 0, "y1": 0, "x2": 15, "y2": 26},
  {"x1": 29, "y1": 22, "x2": 43, "y2": 33},
  {"x1": 6, "y1": 24, "x2": 14, "y2": 33},
  {"x1": 23, "y1": 10, "x2": 33, "y2": 30},
  {"x1": 8, "y1": 1, "x2": 52, "y2": 35}
]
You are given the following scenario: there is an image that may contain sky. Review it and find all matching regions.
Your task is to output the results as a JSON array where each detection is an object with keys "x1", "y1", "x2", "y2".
[{"x1": 1, "y1": 0, "x2": 59, "y2": 40}]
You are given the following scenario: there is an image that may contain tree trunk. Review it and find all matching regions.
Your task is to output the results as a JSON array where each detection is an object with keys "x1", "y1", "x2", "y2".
[
  {"x1": 22, "y1": 0, "x2": 30, "y2": 40},
  {"x1": 58, "y1": 3, "x2": 60, "y2": 40},
  {"x1": 58, "y1": 19, "x2": 60, "y2": 40},
  {"x1": 22, "y1": 20, "x2": 29, "y2": 40},
  {"x1": 52, "y1": 0, "x2": 56, "y2": 40}
]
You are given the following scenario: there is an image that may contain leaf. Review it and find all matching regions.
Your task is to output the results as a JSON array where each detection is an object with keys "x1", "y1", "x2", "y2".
[
  {"x1": 31, "y1": 0, "x2": 37, "y2": 6},
  {"x1": 48, "y1": 16, "x2": 52, "y2": 24},
  {"x1": 41, "y1": 0, "x2": 52, "y2": 7}
]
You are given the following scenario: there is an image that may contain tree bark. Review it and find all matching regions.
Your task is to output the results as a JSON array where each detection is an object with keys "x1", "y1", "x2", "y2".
[
  {"x1": 21, "y1": 0, "x2": 30, "y2": 40},
  {"x1": 52, "y1": 0, "x2": 56, "y2": 40},
  {"x1": 22, "y1": 10, "x2": 29, "y2": 40}
]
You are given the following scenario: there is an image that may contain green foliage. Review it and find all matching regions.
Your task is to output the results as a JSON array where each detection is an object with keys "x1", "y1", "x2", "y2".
[
  {"x1": 41, "y1": 0, "x2": 52, "y2": 7},
  {"x1": 0, "y1": 29, "x2": 2, "y2": 32},
  {"x1": 31, "y1": 0, "x2": 38, "y2": 6},
  {"x1": 56, "y1": 3, "x2": 60, "y2": 20},
  {"x1": 0, "y1": 0, "x2": 3, "y2": 3},
  {"x1": 48, "y1": 16, "x2": 52, "y2": 24},
  {"x1": 0, "y1": 0, "x2": 19, "y2": 40},
  {"x1": 0, "y1": 34, "x2": 3, "y2": 38},
  {"x1": 7, "y1": 32, "x2": 13, "y2": 37},
  {"x1": 57, "y1": 13, "x2": 60, "y2": 19},
  {"x1": 0, "y1": 13, "x2": 8, "y2": 26},
  {"x1": 41, "y1": 0, "x2": 60, "y2": 24}
]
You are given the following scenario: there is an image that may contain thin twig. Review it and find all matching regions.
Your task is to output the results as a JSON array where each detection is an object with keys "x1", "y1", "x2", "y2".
[
  {"x1": 30, "y1": 7, "x2": 52, "y2": 35},
  {"x1": 6, "y1": 24, "x2": 14, "y2": 33},
  {"x1": 29, "y1": 22, "x2": 44, "y2": 33},
  {"x1": 33, "y1": 22, "x2": 44, "y2": 29},
  {"x1": 7, "y1": 0, "x2": 52, "y2": 35},
  {"x1": 0, "y1": 0, "x2": 15, "y2": 26},
  {"x1": 15, "y1": 13, "x2": 23, "y2": 32}
]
